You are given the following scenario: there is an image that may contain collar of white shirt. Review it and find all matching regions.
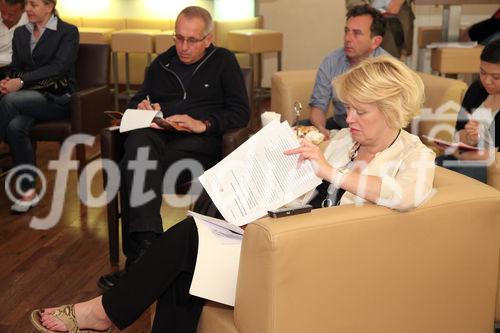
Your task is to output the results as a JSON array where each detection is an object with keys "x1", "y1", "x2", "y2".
[{"x1": 25, "y1": 14, "x2": 58, "y2": 34}]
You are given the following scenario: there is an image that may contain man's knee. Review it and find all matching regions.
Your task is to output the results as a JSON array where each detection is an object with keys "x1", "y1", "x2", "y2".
[
  {"x1": 124, "y1": 128, "x2": 162, "y2": 152},
  {"x1": 120, "y1": 129, "x2": 165, "y2": 183}
]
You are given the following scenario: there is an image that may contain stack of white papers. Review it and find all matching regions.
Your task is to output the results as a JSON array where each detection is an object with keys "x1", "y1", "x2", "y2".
[{"x1": 199, "y1": 120, "x2": 322, "y2": 226}]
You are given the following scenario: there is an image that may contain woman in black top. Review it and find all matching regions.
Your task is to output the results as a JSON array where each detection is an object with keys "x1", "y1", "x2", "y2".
[
  {"x1": 0, "y1": 0, "x2": 78, "y2": 213},
  {"x1": 436, "y1": 40, "x2": 500, "y2": 182}
]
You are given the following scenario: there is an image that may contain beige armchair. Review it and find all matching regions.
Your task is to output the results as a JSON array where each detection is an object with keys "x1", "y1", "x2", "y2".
[
  {"x1": 489, "y1": 152, "x2": 500, "y2": 190},
  {"x1": 197, "y1": 167, "x2": 500, "y2": 333},
  {"x1": 270, "y1": 70, "x2": 500, "y2": 190},
  {"x1": 270, "y1": 70, "x2": 468, "y2": 138}
]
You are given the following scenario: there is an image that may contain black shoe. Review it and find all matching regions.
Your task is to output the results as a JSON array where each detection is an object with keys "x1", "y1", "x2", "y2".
[
  {"x1": 97, "y1": 239, "x2": 153, "y2": 292},
  {"x1": 97, "y1": 270, "x2": 126, "y2": 291}
]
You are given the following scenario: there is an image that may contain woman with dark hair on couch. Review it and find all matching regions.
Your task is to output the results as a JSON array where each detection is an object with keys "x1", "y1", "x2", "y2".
[
  {"x1": 436, "y1": 40, "x2": 500, "y2": 183},
  {"x1": 0, "y1": 0, "x2": 78, "y2": 213},
  {"x1": 29, "y1": 56, "x2": 435, "y2": 333}
]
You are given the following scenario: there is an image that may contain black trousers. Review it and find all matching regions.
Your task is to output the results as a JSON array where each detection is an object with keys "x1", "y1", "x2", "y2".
[
  {"x1": 102, "y1": 217, "x2": 205, "y2": 332},
  {"x1": 119, "y1": 128, "x2": 221, "y2": 260}
]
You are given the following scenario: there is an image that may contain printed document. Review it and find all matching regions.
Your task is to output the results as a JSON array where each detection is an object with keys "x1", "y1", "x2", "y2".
[{"x1": 199, "y1": 120, "x2": 322, "y2": 226}]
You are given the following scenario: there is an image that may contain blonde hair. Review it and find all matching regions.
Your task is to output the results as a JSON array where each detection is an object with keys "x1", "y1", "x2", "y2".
[
  {"x1": 41, "y1": 0, "x2": 58, "y2": 15},
  {"x1": 176, "y1": 6, "x2": 213, "y2": 35},
  {"x1": 334, "y1": 55, "x2": 425, "y2": 129}
]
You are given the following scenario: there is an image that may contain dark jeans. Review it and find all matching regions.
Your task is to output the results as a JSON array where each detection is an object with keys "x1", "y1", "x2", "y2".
[
  {"x1": 119, "y1": 128, "x2": 221, "y2": 261},
  {"x1": 102, "y1": 217, "x2": 205, "y2": 333},
  {"x1": 435, "y1": 154, "x2": 487, "y2": 183},
  {"x1": 0, "y1": 90, "x2": 70, "y2": 191}
]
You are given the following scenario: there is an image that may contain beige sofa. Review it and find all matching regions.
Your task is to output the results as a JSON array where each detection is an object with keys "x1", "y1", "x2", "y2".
[
  {"x1": 197, "y1": 167, "x2": 500, "y2": 333},
  {"x1": 270, "y1": 69, "x2": 500, "y2": 190}
]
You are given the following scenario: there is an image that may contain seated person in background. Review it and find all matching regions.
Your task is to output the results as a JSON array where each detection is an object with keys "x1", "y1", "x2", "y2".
[
  {"x1": 30, "y1": 56, "x2": 435, "y2": 333},
  {"x1": 436, "y1": 40, "x2": 500, "y2": 183},
  {"x1": 97, "y1": 6, "x2": 250, "y2": 291},
  {"x1": 0, "y1": 0, "x2": 78, "y2": 212},
  {"x1": 0, "y1": 0, "x2": 27, "y2": 78},
  {"x1": 372, "y1": 0, "x2": 414, "y2": 58},
  {"x1": 307, "y1": 5, "x2": 388, "y2": 139},
  {"x1": 346, "y1": 0, "x2": 414, "y2": 58},
  {"x1": 461, "y1": 8, "x2": 500, "y2": 45}
]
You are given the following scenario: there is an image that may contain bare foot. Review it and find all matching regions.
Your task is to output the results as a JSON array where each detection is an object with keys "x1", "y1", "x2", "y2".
[{"x1": 39, "y1": 296, "x2": 112, "y2": 332}]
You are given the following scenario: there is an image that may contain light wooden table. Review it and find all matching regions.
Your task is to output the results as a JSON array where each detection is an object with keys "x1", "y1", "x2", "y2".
[
  {"x1": 430, "y1": 45, "x2": 484, "y2": 75},
  {"x1": 414, "y1": 0, "x2": 498, "y2": 42}
]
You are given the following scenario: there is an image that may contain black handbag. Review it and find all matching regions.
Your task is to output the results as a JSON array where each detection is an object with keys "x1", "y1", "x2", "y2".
[{"x1": 11, "y1": 72, "x2": 70, "y2": 95}]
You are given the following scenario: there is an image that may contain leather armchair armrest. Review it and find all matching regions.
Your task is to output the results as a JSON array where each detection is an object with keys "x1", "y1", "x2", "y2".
[
  {"x1": 100, "y1": 125, "x2": 248, "y2": 172},
  {"x1": 222, "y1": 127, "x2": 249, "y2": 158},
  {"x1": 487, "y1": 151, "x2": 500, "y2": 190},
  {"x1": 100, "y1": 126, "x2": 126, "y2": 163},
  {"x1": 70, "y1": 85, "x2": 111, "y2": 135}
]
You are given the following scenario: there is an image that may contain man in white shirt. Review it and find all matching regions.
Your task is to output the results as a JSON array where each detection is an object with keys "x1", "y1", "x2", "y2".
[{"x1": 0, "y1": 0, "x2": 27, "y2": 77}]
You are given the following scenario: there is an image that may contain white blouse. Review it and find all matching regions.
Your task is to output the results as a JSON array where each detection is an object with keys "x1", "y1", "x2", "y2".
[{"x1": 315, "y1": 128, "x2": 436, "y2": 211}]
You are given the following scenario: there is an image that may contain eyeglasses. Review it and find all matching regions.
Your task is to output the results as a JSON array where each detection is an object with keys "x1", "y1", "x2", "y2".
[{"x1": 172, "y1": 33, "x2": 208, "y2": 45}]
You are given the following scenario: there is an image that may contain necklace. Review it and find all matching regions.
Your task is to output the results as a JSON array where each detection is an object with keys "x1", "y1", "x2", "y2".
[{"x1": 349, "y1": 142, "x2": 361, "y2": 161}]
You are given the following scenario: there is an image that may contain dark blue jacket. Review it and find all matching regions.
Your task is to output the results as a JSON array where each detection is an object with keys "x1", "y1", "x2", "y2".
[{"x1": 9, "y1": 18, "x2": 79, "y2": 94}]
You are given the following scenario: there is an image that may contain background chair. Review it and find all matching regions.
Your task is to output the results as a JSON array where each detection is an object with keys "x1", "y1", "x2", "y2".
[
  {"x1": 101, "y1": 67, "x2": 253, "y2": 265},
  {"x1": 30, "y1": 43, "x2": 111, "y2": 174},
  {"x1": 270, "y1": 69, "x2": 468, "y2": 132}
]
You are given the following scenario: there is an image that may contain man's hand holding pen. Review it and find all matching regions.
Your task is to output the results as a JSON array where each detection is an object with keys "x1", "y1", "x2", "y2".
[
  {"x1": 138, "y1": 95, "x2": 161, "y2": 111},
  {"x1": 142, "y1": 95, "x2": 208, "y2": 133}
]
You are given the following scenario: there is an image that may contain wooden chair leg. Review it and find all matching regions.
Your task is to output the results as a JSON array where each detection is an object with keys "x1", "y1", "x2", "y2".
[
  {"x1": 107, "y1": 195, "x2": 120, "y2": 265},
  {"x1": 103, "y1": 162, "x2": 120, "y2": 266},
  {"x1": 75, "y1": 144, "x2": 86, "y2": 177}
]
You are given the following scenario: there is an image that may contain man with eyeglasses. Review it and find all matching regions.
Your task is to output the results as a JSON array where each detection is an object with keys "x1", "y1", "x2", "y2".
[
  {"x1": 0, "y1": 0, "x2": 27, "y2": 78},
  {"x1": 307, "y1": 5, "x2": 389, "y2": 139},
  {"x1": 98, "y1": 6, "x2": 250, "y2": 291}
]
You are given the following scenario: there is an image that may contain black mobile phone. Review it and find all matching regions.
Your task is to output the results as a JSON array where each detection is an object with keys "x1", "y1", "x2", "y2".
[{"x1": 267, "y1": 205, "x2": 312, "y2": 218}]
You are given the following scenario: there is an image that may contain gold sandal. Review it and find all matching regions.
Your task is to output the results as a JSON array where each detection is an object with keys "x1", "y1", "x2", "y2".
[{"x1": 30, "y1": 304, "x2": 112, "y2": 333}]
